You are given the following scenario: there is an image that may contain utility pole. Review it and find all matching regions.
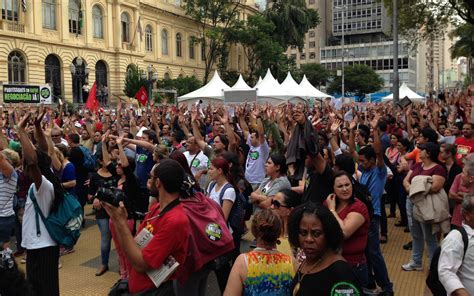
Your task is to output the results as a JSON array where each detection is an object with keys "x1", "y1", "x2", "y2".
[
  {"x1": 393, "y1": 0, "x2": 399, "y2": 108},
  {"x1": 341, "y1": 5, "x2": 345, "y2": 101}
]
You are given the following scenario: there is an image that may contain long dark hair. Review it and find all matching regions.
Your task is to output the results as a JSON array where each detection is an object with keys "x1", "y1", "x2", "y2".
[
  {"x1": 330, "y1": 171, "x2": 355, "y2": 205},
  {"x1": 211, "y1": 157, "x2": 238, "y2": 191},
  {"x1": 36, "y1": 149, "x2": 65, "y2": 213}
]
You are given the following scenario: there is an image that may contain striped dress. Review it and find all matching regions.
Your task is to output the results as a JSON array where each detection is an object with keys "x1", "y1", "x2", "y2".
[{"x1": 243, "y1": 250, "x2": 294, "y2": 296}]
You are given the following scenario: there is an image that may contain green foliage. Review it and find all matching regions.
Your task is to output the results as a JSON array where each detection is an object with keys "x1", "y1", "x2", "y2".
[
  {"x1": 156, "y1": 76, "x2": 202, "y2": 97},
  {"x1": 220, "y1": 70, "x2": 242, "y2": 86},
  {"x1": 383, "y1": 0, "x2": 473, "y2": 48},
  {"x1": 123, "y1": 64, "x2": 146, "y2": 98},
  {"x1": 265, "y1": 0, "x2": 320, "y2": 50},
  {"x1": 299, "y1": 63, "x2": 331, "y2": 87},
  {"x1": 327, "y1": 64, "x2": 384, "y2": 97},
  {"x1": 184, "y1": 0, "x2": 240, "y2": 83},
  {"x1": 449, "y1": 23, "x2": 474, "y2": 59}
]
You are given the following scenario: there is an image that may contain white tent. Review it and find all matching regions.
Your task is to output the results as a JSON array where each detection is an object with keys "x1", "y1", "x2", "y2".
[
  {"x1": 382, "y1": 83, "x2": 425, "y2": 103},
  {"x1": 299, "y1": 75, "x2": 333, "y2": 99},
  {"x1": 254, "y1": 76, "x2": 263, "y2": 88},
  {"x1": 280, "y1": 72, "x2": 310, "y2": 100},
  {"x1": 231, "y1": 74, "x2": 252, "y2": 90},
  {"x1": 178, "y1": 70, "x2": 230, "y2": 102},
  {"x1": 255, "y1": 69, "x2": 287, "y2": 104}
]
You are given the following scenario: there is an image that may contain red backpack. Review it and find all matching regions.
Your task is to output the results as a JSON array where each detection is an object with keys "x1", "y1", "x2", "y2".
[{"x1": 178, "y1": 192, "x2": 235, "y2": 283}]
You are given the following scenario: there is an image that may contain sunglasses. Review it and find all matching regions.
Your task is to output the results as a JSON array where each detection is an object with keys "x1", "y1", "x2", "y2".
[{"x1": 271, "y1": 199, "x2": 289, "y2": 209}]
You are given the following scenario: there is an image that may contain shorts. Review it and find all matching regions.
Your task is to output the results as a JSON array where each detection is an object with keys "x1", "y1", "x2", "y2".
[{"x1": 0, "y1": 215, "x2": 15, "y2": 243}]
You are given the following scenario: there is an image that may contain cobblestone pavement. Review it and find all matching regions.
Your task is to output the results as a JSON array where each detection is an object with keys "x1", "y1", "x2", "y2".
[{"x1": 14, "y1": 205, "x2": 430, "y2": 295}]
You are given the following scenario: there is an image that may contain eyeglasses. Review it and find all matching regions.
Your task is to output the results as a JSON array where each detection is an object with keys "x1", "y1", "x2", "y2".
[{"x1": 271, "y1": 199, "x2": 289, "y2": 209}]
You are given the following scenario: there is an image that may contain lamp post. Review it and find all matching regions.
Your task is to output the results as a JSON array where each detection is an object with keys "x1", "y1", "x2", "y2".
[
  {"x1": 335, "y1": 5, "x2": 346, "y2": 100},
  {"x1": 69, "y1": 57, "x2": 89, "y2": 104},
  {"x1": 140, "y1": 64, "x2": 158, "y2": 105}
]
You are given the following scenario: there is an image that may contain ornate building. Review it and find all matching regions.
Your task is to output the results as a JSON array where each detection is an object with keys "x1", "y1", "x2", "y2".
[{"x1": 0, "y1": 0, "x2": 258, "y2": 103}]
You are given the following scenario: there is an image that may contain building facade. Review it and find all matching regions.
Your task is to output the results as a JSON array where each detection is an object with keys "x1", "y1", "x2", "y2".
[{"x1": 0, "y1": 0, "x2": 258, "y2": 103}]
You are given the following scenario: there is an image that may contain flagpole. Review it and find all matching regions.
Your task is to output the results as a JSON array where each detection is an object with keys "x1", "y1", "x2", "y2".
[{"x1": 130, "y1": 16, "x2": 140, "y2": 49}]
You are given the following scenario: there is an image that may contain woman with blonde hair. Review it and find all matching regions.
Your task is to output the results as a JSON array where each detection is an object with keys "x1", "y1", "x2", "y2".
[{"x1": 224, "y1": 209, "x2": 294, "y2": 296}]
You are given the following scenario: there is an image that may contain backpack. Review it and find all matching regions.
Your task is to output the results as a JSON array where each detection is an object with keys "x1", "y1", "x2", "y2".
[
  {"x1": 209, "y1": 181, "x2": 246, "y2": 235},
  {"x1": 426, "y1": 227, "x2": 469, "y2": 296},
  {"x1": 79, "y1": 146, "x2": 96, "y2": 171},
  {"x1": 179, "y1": 192, "x2": 235, "y2": 282},
  {"x1": 29, "y1": 187, "x2": 83, "y2": 249},
  {"x1": 352, "y1": 178, "x2": 374, "y2": 219}
]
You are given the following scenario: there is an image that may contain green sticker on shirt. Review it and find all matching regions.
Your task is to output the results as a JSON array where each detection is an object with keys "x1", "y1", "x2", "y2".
[
  {"x1": 330, "y1": 282, "x2": 360, "y2": 296},
  {"x1": 137, "y1": 154, "x2": 148, "y2": 163},
  {"x1": 191, "y1": 159, "x2": 201, "y2": 168},
  {"x1": 249, "y1": 150, "x2": 260, "y2": 160}
]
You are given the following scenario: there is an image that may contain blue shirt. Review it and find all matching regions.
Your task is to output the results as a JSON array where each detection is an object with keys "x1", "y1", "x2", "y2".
[
  {"x1": 135, "y1": 146, "x2": 154, "y2": 189},
  {"x1": 359, "y1": 165, "x2": 387, "y2": 216}
]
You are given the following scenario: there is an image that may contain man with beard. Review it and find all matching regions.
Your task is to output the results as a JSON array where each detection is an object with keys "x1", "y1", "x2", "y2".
[
  {"x1": 455, "y1": 123, "x2": 474, "y2": 166},
  {"x1": 104, "y1": 159, "x2": 190, "y2": 295}
]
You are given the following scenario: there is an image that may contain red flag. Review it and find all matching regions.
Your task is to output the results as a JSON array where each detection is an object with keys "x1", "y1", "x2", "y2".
[
  {"x1": 85, "y1": 82, "x2": 99, "y2": 113},
  {"x1": 135, "y1": 86, "x2": 148, "y2": 106}
]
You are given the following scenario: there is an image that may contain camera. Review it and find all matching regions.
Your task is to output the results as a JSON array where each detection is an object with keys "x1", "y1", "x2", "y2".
[{"x1": 95, "y1": 187, "x2": 127, "y2": 207}]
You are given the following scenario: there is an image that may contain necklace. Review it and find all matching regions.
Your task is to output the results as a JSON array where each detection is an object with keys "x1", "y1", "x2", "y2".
[{"x1": 293, "y1": 258, "x2": 323, "y2": 296}]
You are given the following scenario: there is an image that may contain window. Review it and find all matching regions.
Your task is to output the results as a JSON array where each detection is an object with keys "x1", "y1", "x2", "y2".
[
  {"x1": 121, "y1": 12, "x2": 130, "y2": 42},
  {"x1": 310, "y1": 53, "x2": 316, "y2": 59},
  {"x1": 42, "y1": 0, "x2": 56, "y2": 29},
  {"x1": 309, "y1": 30, "x2": 315, "y2": 38},
  {"x1": 145, "y1": 25, "x2": 153, "y2": 52},
  {"x1": 2, "y1": 0, "x2": 18, "y2": 21},
  {"x1": 92, "y1": 5, "x2": 103, "y2": 38},
  {"x1": 69, "y1": 0, "x2": 81, "y2": 34},
  {"x1": 309, "y1": 41, "x2": 315, "y2": 48},
  {"x1": 189, "y1": 37, "x2": 195, "y2": 59},
  {"x1": 161, "y1": 29, "x2": 168, "y2": 55},
  {"x1": 8, "y1": 51, "x2": 26, "y2": 84},
  {"x1": 95, "y1": 60, "x2": 107, "y2": 87},
  {"x1": 176, "y1": 33, "x2": 182, "y2": 57},
  {"x1": 45, "y1": 54, "x2": 62, "y2": 101},
  {"x1": 300, "y1": 53, "x2": 306, "y2": 60}
]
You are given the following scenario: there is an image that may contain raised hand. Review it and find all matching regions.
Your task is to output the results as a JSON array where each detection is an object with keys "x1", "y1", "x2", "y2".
[
  {"x1": 330, "y1": 118, "x2": 342, "y2": 134},
  {"x1": 18, "y1": 112, "x2": 31, "y2": 130}
]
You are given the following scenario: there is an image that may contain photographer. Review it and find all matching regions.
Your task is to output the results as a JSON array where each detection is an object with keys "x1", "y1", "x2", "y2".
[
  {"x1": 102, "y1": 132, "x2": 140, "y2": 280},
  {"x1": 104, "y1": 159, "x2": 190, "y2": 295}
]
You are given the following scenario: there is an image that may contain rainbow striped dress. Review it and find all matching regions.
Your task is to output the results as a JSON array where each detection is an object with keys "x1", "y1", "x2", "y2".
[{"x1": 243, "y1": 250, "x2": 295, "y2": 296}]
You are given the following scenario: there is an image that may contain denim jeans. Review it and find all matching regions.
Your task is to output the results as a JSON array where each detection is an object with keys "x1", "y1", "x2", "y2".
[
  {"x1": 406, "y1": 200, "x2": 438, "y2": 266},
  {"x1": 96, "y1": 218, "x2": 111, "y2": 267},
  {"x1": 352, "y1": 262, "x2": 369, "y2": 289},
  {"x1": 365, "y1": 215, "x2": 393, "y2": 292}
]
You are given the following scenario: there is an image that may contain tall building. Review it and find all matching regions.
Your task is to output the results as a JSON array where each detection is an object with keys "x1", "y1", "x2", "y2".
[
  {"x1": 0, "y1": 0, "x2": 258, "y2": 103},
  {"x1": 288, "y1": 0, "x2": 425, "y2": 94}
]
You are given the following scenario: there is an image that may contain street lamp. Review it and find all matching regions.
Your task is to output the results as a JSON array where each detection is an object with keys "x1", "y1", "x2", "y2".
[
  {"x1": 335, "y1": 5, "x2": 345, "y2": 100},
  {"x1": 69, "y1": 57, "x2": 89, "y2": 104},
  {"x1": 141, "y1": 64, "x2": 158, "y2": 104}
]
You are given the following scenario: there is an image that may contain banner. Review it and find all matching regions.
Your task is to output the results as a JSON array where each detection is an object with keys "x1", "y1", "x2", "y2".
[{"x1": 3, "y1": 85, "x2": 52, "y2": 104}]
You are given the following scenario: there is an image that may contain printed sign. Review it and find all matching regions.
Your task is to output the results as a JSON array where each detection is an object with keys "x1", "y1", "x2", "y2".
[{"x1": 3, "y1": 85, "x2": 52, "y2": 104}]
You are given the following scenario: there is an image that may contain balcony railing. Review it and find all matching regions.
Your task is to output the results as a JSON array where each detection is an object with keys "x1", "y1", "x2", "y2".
[{"x1": 0, "y1": 20, "x2": 25, "y2": 33}]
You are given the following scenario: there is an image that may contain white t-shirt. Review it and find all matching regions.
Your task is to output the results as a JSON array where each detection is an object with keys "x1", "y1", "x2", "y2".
[
  {"x1": 0, "y1": 170, "x2": 18, "y2": 217},
  {"x1": 207, "y1": 182, "x2": 236, "y2": 206},
  {"x1": 22, "y1": 176, "x2": 57, "y2": 249},
  {"x1": 184, "y1": 150, "x2": 209, "y2": 176},
  {"x1": 245, "y1": 135, "x2": 270, "y2": 184}
]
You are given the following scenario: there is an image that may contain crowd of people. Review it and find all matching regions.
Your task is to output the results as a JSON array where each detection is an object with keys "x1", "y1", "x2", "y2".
[{"x1": 0, "y1": 87, "x2": 473, "y2": 296}]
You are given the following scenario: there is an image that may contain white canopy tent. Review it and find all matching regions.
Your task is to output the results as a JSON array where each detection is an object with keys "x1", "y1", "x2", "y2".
[
  {"x1": 231, "y1": 74, "x2": 252, "y2": 90},
  {"x1": 254, "y1": 76, "x2": 263, "y2": 88},
  {"x1": 382, "y1": 83, "x2": 425, "y2": 103},
  {"x1": 280, "y1": 72, "x2": 311, "y2": 101},
  {"x1": 178, "y1": 70, "x2": 230, "y2": 103},
  {"x1": 254, "y1": 69, "x2": 288, "y2": 104},
  {"x1": 299, "y1": 75, "x2": 333, "y2": 99}
]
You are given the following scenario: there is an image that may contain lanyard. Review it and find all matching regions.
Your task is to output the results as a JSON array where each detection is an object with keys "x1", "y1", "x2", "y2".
[{"x1": 145, "y1": 198, "x2": 180, "y2": 223}]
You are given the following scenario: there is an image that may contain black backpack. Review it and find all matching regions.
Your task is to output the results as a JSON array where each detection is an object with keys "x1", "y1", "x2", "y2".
[
  {"x1": 351, "y1": 177, "x2": 374, "y2": 219},
  {"x1": 209, "y1": 182, "x2": 246, "y2": 235},
  {"x1": 426, "y1": 227, "x2": 469, "y2": 296}
]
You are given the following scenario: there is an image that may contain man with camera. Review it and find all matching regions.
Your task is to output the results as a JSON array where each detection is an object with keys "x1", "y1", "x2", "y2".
[{"x1": 103, "y1": 159, "x2": 190, "y2": 294}]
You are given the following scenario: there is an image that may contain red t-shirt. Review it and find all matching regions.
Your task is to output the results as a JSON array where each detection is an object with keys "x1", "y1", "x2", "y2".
[
  {"x1": 454, "y1": 137, "x2": 474, "y2": 166},
  {"x1": 128, "y1": 203, "x2": 190, "y2": 294},
  {"x1": 409, "y1": 163, "x2": 447, "y2": 183},
  {"x1": 337, "y1": 199, "x2": 370, "y2": 266}
]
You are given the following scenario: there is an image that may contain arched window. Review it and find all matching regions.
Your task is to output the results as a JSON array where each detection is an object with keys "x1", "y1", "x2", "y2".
[
  {"x1": 164, "y1": 72, "x2": 171, "y2": 80},
  {"x1": 68, "y1": 0, "x2": 81, "y2": 34},
  {"x1": 2, "y1": 0, "x2": 18, "y2": 21},
  {"x1": 145, "y1": 25, "x2": 153, "y2": 52},
  {"x1": 121, "y1": 12, "x2": 130, "y2": 42},
  {"x1": 45, "y1": 54, "x2": 62, "y2": 101},
  {"x1": 176, "y1": 33, "x2": 182, "y2": 57},
  {"x1": 42, "y1": 0, "x2": 56, "y2": 29},
  {"x1": 8, "y1": 51, "x2": 26, "y2": 84},
  {"x1": 189, "y1": 37, "x2": 195, "y2": 59},
  {"x1": 161, "y1": 29, "x2": 168, "y2": 55},
  {"x1": 92, "y1": 5, "x2": 103, "y2": 38},
  {"x1": 95, "y1": 60, "x2": 107, "y2": 87}
]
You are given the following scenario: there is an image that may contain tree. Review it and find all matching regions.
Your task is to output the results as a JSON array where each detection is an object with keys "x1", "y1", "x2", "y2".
[
  {"x1": 184, "y1": 0, "x2": 240, "y2": 84},
  {"x1": 265, "y1": 0, "x2": 320, "y2": 50},
  {"x1": 123, "y1": 64, "x2": 146, "y2": 98},
  {"x1": 228, "y1": 14, "x2": 287, "y2": 85},
  {"x1": 384, "y1": 0, "x2": 473, "y2": 47},
  {"x1": 327, "y1": 64, "x2": 384, "y2": 98},
  {"x1": 450, "y1": 23, "x2": 474, "y2": 79},
  {"x1": 156, "y1": 76, "x2": 202, "y2": 97},
  {"x1": 299, "y1": 63, "x2": 331, "y2": 87}
]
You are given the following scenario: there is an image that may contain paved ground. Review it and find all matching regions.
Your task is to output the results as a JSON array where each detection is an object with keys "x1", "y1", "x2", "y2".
[{"x1": 14, "y1": 205, "x2": 431, "y2": 295}]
